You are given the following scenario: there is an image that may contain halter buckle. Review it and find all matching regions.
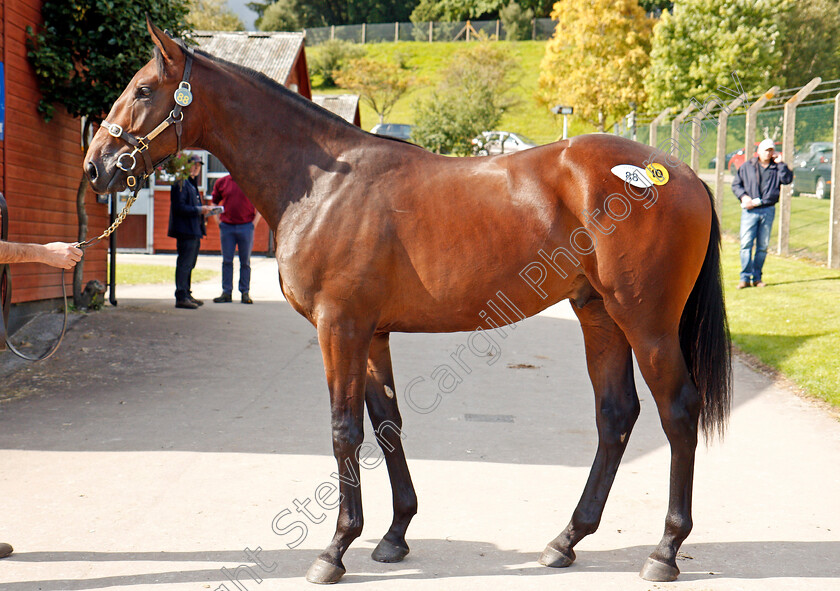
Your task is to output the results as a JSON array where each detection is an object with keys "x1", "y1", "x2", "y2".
[
  {"x1": 126, "y1": 175, "x2": 137, "y2": 189},
  {"x1": 107, "y1": 123, "x2": 123, "y2": 138},
  {"x1": 116, "y1": 151, "x2": 137, "y2": 172},
  {"x1": 170, "y1": 109, "x2": 184, "y2": 123}
]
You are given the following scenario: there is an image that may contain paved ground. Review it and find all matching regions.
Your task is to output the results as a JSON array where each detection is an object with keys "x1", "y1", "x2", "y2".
[{"x1": 0, "y1": 253, "x2": 838, "y2": 591}]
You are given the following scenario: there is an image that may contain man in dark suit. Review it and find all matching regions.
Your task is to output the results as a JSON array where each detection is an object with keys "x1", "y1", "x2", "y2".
[{"x1": 168, "y1": 155, "x2": 214, "y2": 309}]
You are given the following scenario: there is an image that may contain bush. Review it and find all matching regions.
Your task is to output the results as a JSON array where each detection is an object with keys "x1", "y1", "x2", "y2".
[
  {"x1": 309, "y1": 39, "x2": 366, "y2": 87},
  {"x1": 500, "y1": 2, "x2": 534, "y2": 41}
]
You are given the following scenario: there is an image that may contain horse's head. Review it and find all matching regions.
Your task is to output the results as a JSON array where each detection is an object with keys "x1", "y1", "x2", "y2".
[{"x1": 84, "y1": 17, "x2": 198, "y2": 194}]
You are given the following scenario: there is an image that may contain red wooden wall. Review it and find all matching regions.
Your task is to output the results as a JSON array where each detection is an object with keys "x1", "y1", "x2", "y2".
[
  {"x1": 152, "y1": 187, "x2": 272, "y2": 254},
  {"x1": 1, "y1": 0, "x2": 108, "y2": 303}
]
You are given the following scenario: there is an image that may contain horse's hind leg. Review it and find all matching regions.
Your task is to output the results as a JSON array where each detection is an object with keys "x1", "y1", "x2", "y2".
[
  {"x1": 364, "y1": 333, "x2": 418, "y2": 563},
  {"x1": 540, "y1": 300, "x2": 639, "y2": 568},
  {"x1": 627, "y1": 331, "x2": 701, "y2": 582}
]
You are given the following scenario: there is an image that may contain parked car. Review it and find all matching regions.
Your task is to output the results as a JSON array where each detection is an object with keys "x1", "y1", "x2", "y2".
[
  {"x1": 370, "y1": 123, "x2": 414, "y2": 141},
  {"x1": 726, "y1": 142, "x2": 763, "y2": 174},
  {"x1": 472, "y1": 131, "x2": 537, "y2": 156},
  {"x1": 792, "y1": 147, "x2": 832, "y2": 199},
  {"x1": 793, "y1": 141, "x2": 832, "y2": 164},
  {"x1": 708, "y1": 149, "x2": 742, "y2": 170}
]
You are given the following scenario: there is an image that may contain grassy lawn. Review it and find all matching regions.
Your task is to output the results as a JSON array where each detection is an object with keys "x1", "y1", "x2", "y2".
[
  {"x1": 721, "y1": 239, "x2": 840, "y2": 407},
  {"x1": 309, "y1": 40, "x2": 592, "y2": 145},
  {"x1": 111, "y1": 263, "x2": 217, "y2": 285}
]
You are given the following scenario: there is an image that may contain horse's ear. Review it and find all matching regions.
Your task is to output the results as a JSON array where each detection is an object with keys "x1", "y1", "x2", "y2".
[{"x1": 146, "y1": 15, "x2": 181, "y2": 68}]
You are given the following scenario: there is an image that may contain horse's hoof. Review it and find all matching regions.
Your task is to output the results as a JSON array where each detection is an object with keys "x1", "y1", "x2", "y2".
[
  {"x1": 639, "y1": 556, "x2": 679, "y2": 582},
  {"x1": 371, "y1": 538, "x2": 409, "y2": 563},
  {"x1": 306, "y1": 558, "x2": 346, "y2": 584},
  {"x1": 539, "y1": 545, "x2": 575, "y2": 568},
  {"x1": 0, "y1": 543, "x2": 12, "y2": 558}
]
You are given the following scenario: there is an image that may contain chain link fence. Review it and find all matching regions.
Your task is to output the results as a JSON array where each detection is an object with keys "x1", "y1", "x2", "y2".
[
  {"x1": 620, "y1": 81, "x2": 840, "y2": 263},
  {"x1": 304, "y1": 18, "x2": 558, "y2": 45}
]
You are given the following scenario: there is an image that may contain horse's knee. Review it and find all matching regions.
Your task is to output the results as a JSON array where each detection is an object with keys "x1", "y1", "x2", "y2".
[{"x1": 331, "y1": 417, "x2": 364, "y2": 453}]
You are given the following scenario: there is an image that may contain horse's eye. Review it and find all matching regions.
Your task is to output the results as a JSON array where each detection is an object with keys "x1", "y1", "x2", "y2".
[{"x1": 138, "y1": 87, "x2": 152, "y2": 98}]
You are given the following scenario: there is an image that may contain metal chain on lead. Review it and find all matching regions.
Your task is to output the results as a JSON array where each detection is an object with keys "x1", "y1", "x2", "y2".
[{"x1": 78, "y1": 189, "x2": 138, "y2": 249}]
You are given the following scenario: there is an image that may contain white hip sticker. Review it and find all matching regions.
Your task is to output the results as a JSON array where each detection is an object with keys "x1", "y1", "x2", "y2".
[{"x1": 611, "y1": 164, "x2": 654, "y2": 189}]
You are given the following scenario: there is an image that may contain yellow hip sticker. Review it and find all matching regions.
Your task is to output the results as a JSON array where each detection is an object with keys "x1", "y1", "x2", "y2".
[{"x1": 645, "y1": 163, "x2": 669, "y2": 185}]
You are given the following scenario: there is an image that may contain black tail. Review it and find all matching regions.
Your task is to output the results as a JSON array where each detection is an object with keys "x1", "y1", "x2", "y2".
[{"x1": 679, "y1": 181, "x2": 732, "y2": 440}]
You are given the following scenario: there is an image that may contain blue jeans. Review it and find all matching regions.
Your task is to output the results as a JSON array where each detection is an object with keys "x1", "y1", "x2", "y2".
[
  {"x1": 219, "y1": 221, "x2": 254, "y2": 294},
  {"x1": 739, "y1": 206, "x2": 775, "y2": 283}
]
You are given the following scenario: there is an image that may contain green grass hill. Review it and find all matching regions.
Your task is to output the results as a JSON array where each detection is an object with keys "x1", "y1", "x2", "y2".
[{"x1": 308, "y1": 40, "x2": 593, "y2": 144}]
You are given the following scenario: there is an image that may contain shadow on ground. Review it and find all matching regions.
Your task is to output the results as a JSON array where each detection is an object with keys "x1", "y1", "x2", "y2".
[{"x1": 2, "y1": 539, "x2": 838, "y2": 590}]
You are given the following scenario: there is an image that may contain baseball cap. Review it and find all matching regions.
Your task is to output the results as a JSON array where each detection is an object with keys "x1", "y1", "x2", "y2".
[
  {"x1": 188, "y1": 154, "x2": 203, "y2": 164},
  {"x1": 758, "y1": 138, "x2": 776, "y2": 152}
]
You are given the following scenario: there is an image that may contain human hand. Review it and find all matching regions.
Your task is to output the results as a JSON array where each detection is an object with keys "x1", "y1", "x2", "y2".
[
  {"x1": 42, "y1": 242, "x2": 83, "y2": 269},
  {"x1": 741, "y1": 195, "x2": 755, "y2": 210},
  {"x1": 201, "y1": 205, "x2": 216, "y2": 215}
]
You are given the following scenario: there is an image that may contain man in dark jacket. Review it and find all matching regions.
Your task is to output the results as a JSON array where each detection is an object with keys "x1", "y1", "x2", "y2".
[
  {"x1": 168, "y1": 155, "x2": 214, "y2": 309},
  {"x1": 731, "y1": 138, "x2": 793, "y2": 288}
]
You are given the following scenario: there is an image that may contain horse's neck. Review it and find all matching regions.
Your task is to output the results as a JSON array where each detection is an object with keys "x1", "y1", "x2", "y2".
[{"x1": 195, "y1": 61, "x2": 360, "y2": 224}]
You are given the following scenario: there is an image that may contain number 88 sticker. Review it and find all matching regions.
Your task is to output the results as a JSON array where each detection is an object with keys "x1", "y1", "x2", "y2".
[{"x1": 645, "y1": 163, "x2": 669, "y2": 185}]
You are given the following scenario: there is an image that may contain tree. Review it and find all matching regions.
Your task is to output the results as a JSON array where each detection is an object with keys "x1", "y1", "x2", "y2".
[
  {"x1": 259, "y1": 0, "x2": 302, "y2": 31},
  {"x1": 249, "y1": 0, "x2": 419, "y2": 27},
  {"x1": 188, "y1": 0, "x2": 244, "y2": 30},
  {"x1": 644, "y1": 0, "x2": 790, "y2": 112},
  {"x1": 538, "y1": 0, "x2": 652, "y2": 132},
  {"x1": 335, "y1": 59, "x2": 416, "y2": 124},
  {"x1": 776, "y1": 0, "x2": 840, "y2": 88},
  {"x1": 500, "y1": 2, "x2": 534, "y2": 41},
  {"x1": 309, "y1": 40, "x2": 366, "y2": 87},
  {"x1": 413, "y1": 41, "x2": 519, "y2": 155},
  {"x1": 26, "y1": 1, "x2": 191, "y2": 306}
]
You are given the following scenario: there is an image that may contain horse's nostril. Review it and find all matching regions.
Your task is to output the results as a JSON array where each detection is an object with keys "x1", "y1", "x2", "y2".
[{"x1": 86, "y1": 161, "x2": 99, "y2": 182}]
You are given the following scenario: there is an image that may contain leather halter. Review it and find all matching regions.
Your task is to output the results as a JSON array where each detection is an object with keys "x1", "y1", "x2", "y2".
[{"x1": 101, "y1": 44, "x2": 195, "y2": 190}]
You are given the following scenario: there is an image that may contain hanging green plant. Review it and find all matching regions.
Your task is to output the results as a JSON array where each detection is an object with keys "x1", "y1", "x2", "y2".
[{"x1": 156, "y1": 152, "x2": 193, "y2": 182}]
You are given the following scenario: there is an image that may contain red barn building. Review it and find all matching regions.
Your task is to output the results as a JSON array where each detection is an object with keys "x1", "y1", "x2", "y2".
[{"x1": 0, "y1": 0, "x2": 109, "y2": 312}]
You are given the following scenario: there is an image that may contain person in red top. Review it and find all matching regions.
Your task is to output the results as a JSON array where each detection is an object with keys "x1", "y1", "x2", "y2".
[{"x1": 210, "y1": 175, "x2": 262, "y2": 304}]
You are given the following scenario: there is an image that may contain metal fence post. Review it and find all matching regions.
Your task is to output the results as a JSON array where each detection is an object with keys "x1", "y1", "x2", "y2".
[
  {"x1": 649, "y1": 107, "x2": 670, "y2": 148},
  {"x1": 429, "y1": 21, "x2": 433, "y2": 42},
  {"x1": 745, "y1": 86, "x2": 779, "y2": 163},
  {"x1": 395, "y1": 21, "x2": 399, "y2": 42},
  {"x1": 361, "y1": 23, "x2": 366, "y2": 44},
  {"x1": 829, "y1": 92, "x2": 840, "y2": 268},
  {"x1": 496, "y1": 19, "x2": 500, "y2": 39},
  {"x1": 714, "y1": 94, "x2": 747, "y2": 216},
  {"x1": 779, "y1": 77, "x2": 821, "y2": 256},
  {"x1": 330, "y1": 25, "x2": 335, "y2": 40}
]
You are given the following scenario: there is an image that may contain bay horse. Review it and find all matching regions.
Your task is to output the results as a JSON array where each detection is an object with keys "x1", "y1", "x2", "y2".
[{"x1": 84, "y1": 19, "x2": 731, "y2": 585}]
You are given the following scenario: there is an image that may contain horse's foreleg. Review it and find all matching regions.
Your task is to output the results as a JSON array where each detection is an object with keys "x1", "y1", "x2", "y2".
[
  {"x1": 305, "y1": 317, "x2": 375, "y2": 585},
  {"x1": 632, "y1": 333, "x2": 700, "y2": 582},
  {"x1": 541, "y1": 300, "x2": 639, "y2": 569},
  {"x1": 364, "y1": 333, "x2": 418, "y2": 564}
]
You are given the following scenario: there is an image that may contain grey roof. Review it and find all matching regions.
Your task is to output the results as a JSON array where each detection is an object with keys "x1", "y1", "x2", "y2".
[
  {"x1": 312, "y1": 95, "x2": 360, "y2": 124},
  {"x1": 191, "y1": 31, "x2": 305, "y2": 85}
]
